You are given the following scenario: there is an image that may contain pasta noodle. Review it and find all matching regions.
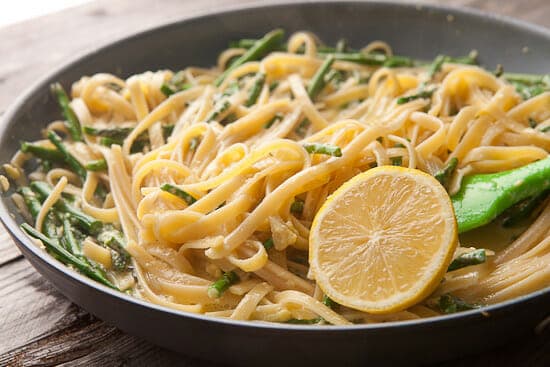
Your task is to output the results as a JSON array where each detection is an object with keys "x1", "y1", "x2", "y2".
[{"x1": 5, "y1": 30, "x2": 550, "y2": 325}]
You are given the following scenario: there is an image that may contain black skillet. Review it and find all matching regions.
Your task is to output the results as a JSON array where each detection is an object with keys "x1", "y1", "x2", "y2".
[{"x1": 1, "y1": 1, "x2": 549, "y2": 366}]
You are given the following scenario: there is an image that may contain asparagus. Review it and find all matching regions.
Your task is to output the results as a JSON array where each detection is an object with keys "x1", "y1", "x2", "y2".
[
  {"x1": 438, "y1": 294, "x2": 479, "y2": 314},
  {"x1": 99, "y1": 136, "x2": 123, "y2": 147},
  {"x1": 160, "y1": 183, "x2": 197, "y2": 205},
  {"x1": 206, "y1": 100, "x2": 231, "y2": 123},
  {"x1": 83, "y1": 126, "x2": 133, "y2": 139},
  {"x1": 264, "y1": 113, "x2": 283, "y2": 129},
  {"x1": 30, "y1": 181, "x2": 102, "y2": 235},
  {"x1": 20, "y1": 142, "x2": 65, "y2": 163},
  {"x1": 290, "y1": 200, "x2": 304, "y2": 214},
  {"x1": 215, "y1": 29, "x2": 285, "y2": 86},
  {"x1": 319, "y1": 52, "x2": 414, "y2": 67},
  {"x1": 21, "y1": 223, "x2": 116, "y2": 289},
  {"x1": 503, "y1": 72, "x2": 550, "y2": 100},
  {"x1": 307, "y1": 55, "x2": 335, "y2": 100},
  {"x1": 18, "y1": 186, "x2": 42, "y2": 219},
  {"x1": 98, "y1": 229, "x2": 130, "y2": 271},
  {"x1": 62, "y1": 217, "x2": 84, "y2": 257},
  {"x1": 303, "y1": 143, "x2": 342, "y2": 157},
  {"x1": 246, "y1": 73, "x2": 266, "y2": 107},
  {"x1": 448, "y1": 249, "x2": 487, "y2": 271},
  {"x1": 47, "y1": 130, "x2": 87, "y2": 180},
  {"x1": 396, "y1": 89, "x2": 435, "y2": 104},
  {"x1": 322, "y1": 295, "x2": 336, "y2": 309},
  {"x1": 85, "y1": 159, "x2": 107, "y2": 172},
  {"x1": 51, "y1": 83, "x2": 83, "y2": 142},
  {"x1": 501, "y1": 190, "x2": 549, "y2": 227},
  {"x1": 391, "y1": 156, "x2": 403, "y2": 166},
  {"x1": 262, "y1": 238, "x2": 274, "y2": 250},
  {"x1": 161, "y1": 71, "x2": 192, "y2": 96},
  {"x1": 207, "y1": 271, "x2": 239, "y2": 298},
  {"x1": 434, "y1": 158, "x2": 458, "y2": 190},
  {"x1": 335, "y1": 39, "x2": 348, "y2": 53}
]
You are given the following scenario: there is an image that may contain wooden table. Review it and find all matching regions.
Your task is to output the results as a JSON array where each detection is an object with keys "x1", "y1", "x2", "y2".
[{"x1": 0, "y1": 1, "x2": 549, "y2": 365}]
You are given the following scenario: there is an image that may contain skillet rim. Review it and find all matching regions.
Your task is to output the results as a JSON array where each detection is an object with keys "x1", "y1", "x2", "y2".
[{"x1": 0, "y1": 0, "x2": 549, "y2": 332}]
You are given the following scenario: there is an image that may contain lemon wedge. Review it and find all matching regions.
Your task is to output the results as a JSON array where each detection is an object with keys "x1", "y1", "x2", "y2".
[{"x1": 309, "y1": 166, "x2": 458, "y2": 314}]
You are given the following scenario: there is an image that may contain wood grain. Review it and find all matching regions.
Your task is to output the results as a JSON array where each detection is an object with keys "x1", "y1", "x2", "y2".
[{"x1": 0, "y1": 0, "x2": 548, "y2": 366}]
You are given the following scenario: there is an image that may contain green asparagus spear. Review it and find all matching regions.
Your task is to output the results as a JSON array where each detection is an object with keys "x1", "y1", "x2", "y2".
[
  {"x1": 47, "y1": 130, "x2": 87, "y2": 180},
  {"x1": 51, "y1": 83, "x2": 83, "y2": 142},
  {"x1": 98, "y1": 229, "x2": 130, "y2": 271},
  {"x1": 62, "y1": 217, "x2": 84, "y2": 257},
  {"x1": 18, "y1": 186, "x2": 42, "y2": 219},
  {"x1": 308, "y1": 55, "x2": 335, "y2": 100},
  {"x1": 83, "y1": 126, "x2": 133, "y2": 139},
  {"x1": 160, "y1": 183, "x2": 197, "y2": 205},
  {"x1": 448, "y1": 249, "x2": 486, "y2": 271},
  {"x1": 434, "y1": 158, "x2": 458, "y2": 190},
  {"x1": 30, "y1": 181, "x2": 102, "y2": 234},
  {"x1": 215, "y1": 29, "x2": 285, "y2": 86},
  {"x1": 207, "y1": 271, "x2": 239, "y2": 298},
  {"x1": 206, "y1": 100, "x2": 231, "y2": 123},
  {"x1": 501, "y1": 190, "x2": 549, "y2": 227},
  {"x1": 20, "y1": 142, "x2": 65, "y2": 163},
  {"x1": 246, "y1": 73, "x2": 266, "y2": 107},
  {"x1": 303, "y1": 143, "x2": 342, "y2": 157},
  {"x1": 21, "y1": 223, "x2": 116, "y2": 289},
  {"x1": 85, "y1": 159, "x2": 107, "y2": 172},
  {"x1": 396, "y1": 89, "x2": 435, "y2": 104}
]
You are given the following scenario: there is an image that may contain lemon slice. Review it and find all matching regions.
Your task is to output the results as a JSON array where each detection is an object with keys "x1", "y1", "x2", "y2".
[{"x1": 309, "y1": 166, "x2": 458, "y2": 314}]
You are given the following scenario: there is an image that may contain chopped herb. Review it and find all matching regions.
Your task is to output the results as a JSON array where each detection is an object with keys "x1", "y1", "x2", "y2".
[
  {"x1": 448, "y1": 249, "x2": 486, "y2": 271},
  {"x1": 390, "y1": 156, "x2": 403, "y2": 166},
  {"x1": 290, "y1": 200, "x2": 304, "y2": 214},
  {"x1": 303, "y1": 143, "x2": 342, "y2": 157},
  {"x1": 262, "y1": 238, "x2": 274, "y2": 250},
  {"x1": 322, "y1": 295, "x2": 335, "y2": 309},
  {"x1": 541, "y1": 126, "x2": 550, "y2": 133},
  {"x1": 438, "y1": 294, "x2": 479, "y2": 314},
  {"x1": 208, "y1": 271, "x2": 239, "y2": 298},
  {"x1": 528, "y1": 118, "x2": 538, "y2": 128},
  {"x1": 160, "y1": 183, "x2": 197, "y2": 206},
  {"x1": 189, "y1": 137, "x2": 200, "y2": 151}
]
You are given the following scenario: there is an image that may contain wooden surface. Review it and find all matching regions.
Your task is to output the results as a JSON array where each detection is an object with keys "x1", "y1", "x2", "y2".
[{"x1": 0, "y1": 0, "x2": 549, "y2": 366}]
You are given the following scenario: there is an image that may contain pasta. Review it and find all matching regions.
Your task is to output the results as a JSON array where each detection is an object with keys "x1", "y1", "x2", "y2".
[{"x1": 5, "y1": 30, "x2": 550, "y2": 325}]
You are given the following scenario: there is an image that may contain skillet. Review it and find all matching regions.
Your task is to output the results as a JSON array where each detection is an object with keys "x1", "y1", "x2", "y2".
[{"x1": 0, "y1": 1, "x2": 549, "y2": 365}]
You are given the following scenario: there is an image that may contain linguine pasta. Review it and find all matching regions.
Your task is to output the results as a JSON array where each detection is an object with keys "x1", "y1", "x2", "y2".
[{"x1": 5, "y1": 30, "x2": 550, "y2": 325}]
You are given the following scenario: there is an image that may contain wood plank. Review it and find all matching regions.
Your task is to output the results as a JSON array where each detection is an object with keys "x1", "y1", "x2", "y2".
[
  {"x1": 0, "y1": 227, "x2": 22, "y2": 266},
  {"x1": 0, "y1": 258, "x2": 222, "y2": 367}
]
